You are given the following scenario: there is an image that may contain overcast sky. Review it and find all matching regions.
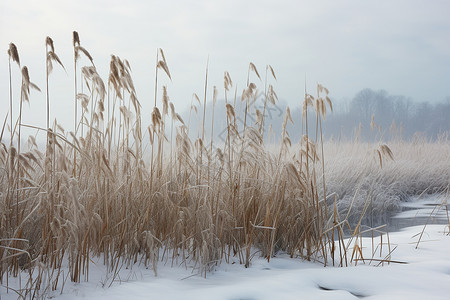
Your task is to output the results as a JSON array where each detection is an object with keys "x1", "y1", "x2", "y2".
[{"x1": 1, "y1": 0, "x2": 450, "y2": 131}]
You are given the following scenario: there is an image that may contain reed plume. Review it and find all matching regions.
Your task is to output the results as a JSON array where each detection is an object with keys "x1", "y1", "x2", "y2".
[{"x1": 7, "y1": 43, "x2": 20, "y2": 146}]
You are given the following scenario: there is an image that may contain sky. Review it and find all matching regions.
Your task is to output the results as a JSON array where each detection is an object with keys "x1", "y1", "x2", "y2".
[{"x1": 1, "y1": 0, "x2": 450, "y2": 132}]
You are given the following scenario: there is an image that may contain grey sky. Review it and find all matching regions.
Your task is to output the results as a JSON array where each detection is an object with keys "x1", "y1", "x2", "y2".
[{"x1": 1, "y1": 0, "x2": 450, "y2": 131}]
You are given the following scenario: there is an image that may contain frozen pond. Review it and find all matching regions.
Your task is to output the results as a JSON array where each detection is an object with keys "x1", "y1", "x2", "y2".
[
  {"x1": 346, "y1": 194, "x2": 449, "y2": 236},
  {"x1": 390, "y1": 194, "x2": 449, "y2": 229}
]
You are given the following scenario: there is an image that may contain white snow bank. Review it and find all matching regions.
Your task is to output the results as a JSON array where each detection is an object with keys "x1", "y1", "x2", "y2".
[{"x1": 3, "y1": 224, "x2": 449, "y2": 300}]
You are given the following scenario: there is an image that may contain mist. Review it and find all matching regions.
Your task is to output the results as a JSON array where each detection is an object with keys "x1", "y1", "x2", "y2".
[{"x1": 183, "y1": 88, "x2": 450, "y2": 145}]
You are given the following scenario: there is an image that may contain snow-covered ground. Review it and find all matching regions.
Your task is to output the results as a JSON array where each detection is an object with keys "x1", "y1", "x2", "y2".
[{"x1": 2, "y1": 197, "x2": 449, "y2": 300}]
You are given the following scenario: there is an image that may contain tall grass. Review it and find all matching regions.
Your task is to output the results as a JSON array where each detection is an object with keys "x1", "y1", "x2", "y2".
[
  {"x1": 322, "y1": 138, "x2": 450, "y2": 222},
  {"x1": 0, "y1": 34, "x2": 449, "y2": 298}
]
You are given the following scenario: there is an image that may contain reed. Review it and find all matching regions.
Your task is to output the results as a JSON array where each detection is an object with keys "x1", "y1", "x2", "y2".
[
  {"x1": 1, "y1": 33, "x2": 448, "y2": 298},
  {"x1": 7, "y1": 43, "x2": 20, "y2": 147}
]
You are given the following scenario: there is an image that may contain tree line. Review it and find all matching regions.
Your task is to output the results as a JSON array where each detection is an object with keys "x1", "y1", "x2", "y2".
[{"x1": 184, "y1": 88, "x2": 450, "y2": 144}]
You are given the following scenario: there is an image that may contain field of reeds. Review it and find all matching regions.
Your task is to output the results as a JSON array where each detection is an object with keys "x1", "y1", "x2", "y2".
[
  {"x1": 323, "y1": 139, "x2": 450, "y2": 221},
  {"x1": 1, "y1": 33, "x2": 449, "y2": 298}
]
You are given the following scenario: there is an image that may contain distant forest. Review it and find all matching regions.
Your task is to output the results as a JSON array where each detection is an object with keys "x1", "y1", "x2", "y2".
[
  {"x1": 185, "y1": 88, "x2": 450, "y2": 144},
  {"x1": 322, "y1": 88, "x2": 450, "y2": 142}
]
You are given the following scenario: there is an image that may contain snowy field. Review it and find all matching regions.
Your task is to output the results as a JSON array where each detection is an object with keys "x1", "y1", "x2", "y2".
[{"x1": 2, "y1": 196, "x2": 449, "y2": 300}]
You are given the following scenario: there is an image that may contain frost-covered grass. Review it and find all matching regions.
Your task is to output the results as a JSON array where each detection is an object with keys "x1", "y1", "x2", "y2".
[{"x1": 323, "y1": 139, "x2": 450, "y2": 222}]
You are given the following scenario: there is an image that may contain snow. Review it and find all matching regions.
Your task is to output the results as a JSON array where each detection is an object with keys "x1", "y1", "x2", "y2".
[{"x1": 2, "y1": 199, "x2": 450, "y2": 300}]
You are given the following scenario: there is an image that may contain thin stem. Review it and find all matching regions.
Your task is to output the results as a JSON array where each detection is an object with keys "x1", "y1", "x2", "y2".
[
  {"x1": 198, "y1": 57, "x2": 209, "y2": 187},
  {"x1": 73, "y1": 46, "x2": 78, "y2": 176},
  {"x1": 154, "y1": 50, "x2": 159, "y2": 107},
  {"x1": 16, "y1": 78, "x2": 24, "y2": 227},
  {"x1": 46, "y1": 45, "x2": 50, "y2": 132},
  {"x1": 150, "y1": 49, "x2": 159, "y2": 190},
  {"x1": 8, "y1": 58, "x2": 13, "y2": 146},
  {"x1": 201, "y1": 57, "x2": 209, "y2": 142},
  {"x1": 210, "y1": 97, "x2": 215, "y2": 155},
  {"x1": 261, "y1": 66, "x2": 268, "y2": 137},
  {"x1": 74, "y1": 51, "x2": 78, "y2": 134},
  {"x1": 18, "y1": 81, "x2": 23, "y2": 155}
]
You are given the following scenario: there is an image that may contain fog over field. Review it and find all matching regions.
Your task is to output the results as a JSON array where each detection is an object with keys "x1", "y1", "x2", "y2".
[{"x1": 185, "y1": 88, "x2": 450, "y2": 144}]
